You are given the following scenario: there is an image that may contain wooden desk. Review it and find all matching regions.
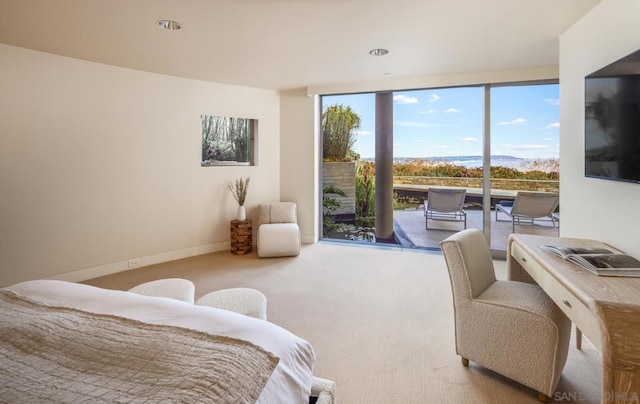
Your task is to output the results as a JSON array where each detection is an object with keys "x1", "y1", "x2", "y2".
[{"x1": 507, "y1": 234, "x2": 640, "y2": 404}]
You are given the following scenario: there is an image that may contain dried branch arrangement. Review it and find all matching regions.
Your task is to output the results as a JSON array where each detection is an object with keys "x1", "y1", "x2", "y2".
[{"x1": 228, "y1": 177, "x2": 250, "y2": 206}]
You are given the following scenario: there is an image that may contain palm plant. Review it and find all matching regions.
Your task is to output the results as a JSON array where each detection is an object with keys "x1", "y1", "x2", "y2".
[{"x1": 322, "y1": 104, "x2": 361, "y2": 161}]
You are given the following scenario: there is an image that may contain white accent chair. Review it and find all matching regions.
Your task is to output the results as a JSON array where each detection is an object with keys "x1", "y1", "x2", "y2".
[
  {"x1": 128, "y1": 278, "x2": 195, "y2": 303},
  {"x1": 311, "y1": 376, "x2": 337, "y2": 404},
  {"x1": 196, "y1": 287, "x2": 267, "y2": 320},
  {"x1": 440, "y1": 229, "x2": 571, "y2": 402},
  {"x1": 257, "y1": 202, "x2": 301, "y2": 258}
]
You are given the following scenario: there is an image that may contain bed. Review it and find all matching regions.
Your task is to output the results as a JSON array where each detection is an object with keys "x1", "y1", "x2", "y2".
[{"x1": 1, "y1": 280, "x2": 316, "y2": 403}]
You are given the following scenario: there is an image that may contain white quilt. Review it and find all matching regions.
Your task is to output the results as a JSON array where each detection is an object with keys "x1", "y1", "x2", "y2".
[{"x1": 3, "y1": 280, "x2": 315, "y2": 403}]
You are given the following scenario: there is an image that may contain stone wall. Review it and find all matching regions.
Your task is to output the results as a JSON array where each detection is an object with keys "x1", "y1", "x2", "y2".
[{"x1": 322, "y1": 162, "x2": 356, "y2": 216}]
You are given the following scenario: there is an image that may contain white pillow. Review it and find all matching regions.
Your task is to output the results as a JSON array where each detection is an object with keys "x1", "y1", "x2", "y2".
[{"x1": 258, "y1": 203, "x2": 297, "y2": 225}]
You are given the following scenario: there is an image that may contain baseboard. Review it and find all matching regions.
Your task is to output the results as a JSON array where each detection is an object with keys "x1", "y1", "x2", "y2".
[
  {"x1": 301, "y1": 234, "x2": 317, "y2": 244},
  {"x1": 47, "y1": 236, "x2": 320, "y2": 283},
  {"x1": 45, "y1": 242, "x2": 229, "y2": 283}
]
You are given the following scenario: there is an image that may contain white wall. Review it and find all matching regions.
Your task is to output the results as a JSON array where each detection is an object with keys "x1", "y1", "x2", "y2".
[
  {"x1": 279, "y1": 90, "x2": 318, "y2": 243},
  {"x1": 559, "y1": 0, "x2": 640, "y2": 255},
  {"x1": 0, "y1": 44, "x2": 281, "y2": 286}
]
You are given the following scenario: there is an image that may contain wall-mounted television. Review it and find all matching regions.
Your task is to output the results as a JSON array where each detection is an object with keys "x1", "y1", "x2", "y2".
[{"x1": 585, "y1": 47, "x2": 640, "y2": 183}]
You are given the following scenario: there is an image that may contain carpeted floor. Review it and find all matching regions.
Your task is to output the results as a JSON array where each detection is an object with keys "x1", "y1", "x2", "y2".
[{"x1": 84, "y1": 241, "x2": 602, "y2": 403}]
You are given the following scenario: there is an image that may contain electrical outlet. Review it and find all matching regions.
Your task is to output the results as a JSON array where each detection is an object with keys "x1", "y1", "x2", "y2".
[{"x1": 127, "y1": 260, "x2": 139, "y2": 268}]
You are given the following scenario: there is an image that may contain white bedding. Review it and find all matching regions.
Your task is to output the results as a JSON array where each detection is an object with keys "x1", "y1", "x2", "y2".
[{"x1": 3, "y1": 280, "x2": 315, "y2": 403}]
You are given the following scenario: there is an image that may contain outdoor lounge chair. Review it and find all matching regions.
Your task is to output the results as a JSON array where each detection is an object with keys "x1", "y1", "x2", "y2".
[
  {"x1": 495, "y1": 191, "x2": 559, "y2": 233},
  {"x1": 424, "y1": 187, "x2": 467, "y2": 230}
]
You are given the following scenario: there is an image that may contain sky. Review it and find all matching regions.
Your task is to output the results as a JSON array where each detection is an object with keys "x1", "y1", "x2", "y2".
[{"x1": 322, "y1": 83, "x2": 560, "y2": 160}]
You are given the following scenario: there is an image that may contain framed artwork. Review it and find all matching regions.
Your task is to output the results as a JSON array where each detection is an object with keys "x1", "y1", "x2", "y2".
[{"x1": 201, "y1": 115, "x2": 256, "y2": 166}]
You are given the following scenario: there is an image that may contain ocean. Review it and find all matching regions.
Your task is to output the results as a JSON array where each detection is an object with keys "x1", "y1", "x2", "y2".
[{"x1": 423, "y1": 155, "x2": 525, "y2": 169}]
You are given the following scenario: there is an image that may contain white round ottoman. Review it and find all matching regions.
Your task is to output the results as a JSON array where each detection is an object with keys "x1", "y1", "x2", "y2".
[
  {"x1": 196, "y1": 288, "x2": 267, "y2": 320},
  {"x1": 128, "y1": 278, "x2": 195, "y2": 304}
]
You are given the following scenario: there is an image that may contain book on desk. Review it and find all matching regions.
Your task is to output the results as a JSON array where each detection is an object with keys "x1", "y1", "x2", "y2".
[{"x1": 540, "y1": 244, "x2": 640, "y2": 277}]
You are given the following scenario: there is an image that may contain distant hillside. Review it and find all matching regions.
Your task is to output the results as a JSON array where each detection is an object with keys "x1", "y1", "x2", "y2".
[{"x1": 360, "y1": 155, "x2": 523, "y2": 163}]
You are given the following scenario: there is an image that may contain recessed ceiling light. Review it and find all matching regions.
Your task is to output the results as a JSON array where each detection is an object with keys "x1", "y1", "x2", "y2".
[
  {"x1": 157, "y1": 20, "x2": 182, "y2": 31},
  {"x1": 369, "y1": 48, "x2": 389, "y2": 56}
]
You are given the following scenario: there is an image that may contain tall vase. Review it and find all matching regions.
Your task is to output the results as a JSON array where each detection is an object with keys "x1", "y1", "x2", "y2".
[{"x1": 237, "y1": 205, "x2": 246, "y2": 222}]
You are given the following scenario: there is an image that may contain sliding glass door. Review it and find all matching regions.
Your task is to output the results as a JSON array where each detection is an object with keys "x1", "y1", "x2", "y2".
[
  {"x1": 320, "y1": 81, "x2": 559, "y2": 254},
  {"x1": 489, "y1": 84, "x2": 560, "y2": 253},
  {"x1": 391, "y1": 87, "x2": 484, "y2": 249}
]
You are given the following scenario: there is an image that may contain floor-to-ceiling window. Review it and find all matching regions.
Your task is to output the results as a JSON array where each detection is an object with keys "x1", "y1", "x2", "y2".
[
  {"x1": 390, "y1": 87, "x2": 484, "y2": 248},
  {"x1": 321, "y1": 93, "x2": 375, "y2": 242},
  {"x1": 320, "y1": 81, "x2": 559, "y2": 254},
  {"x1": 489, "y1": 83, "x2": 560, "y2": 252}
]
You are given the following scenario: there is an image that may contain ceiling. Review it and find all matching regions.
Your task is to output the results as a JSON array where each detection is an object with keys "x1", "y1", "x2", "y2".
[{"x1": 0, "y1": 0, "x2": 601, "y2": 91}]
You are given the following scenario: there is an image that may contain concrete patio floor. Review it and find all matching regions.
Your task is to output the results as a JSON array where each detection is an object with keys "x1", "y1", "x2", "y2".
[{"x1": 393, "y1": 208, "x2": 559, "y2": 253}]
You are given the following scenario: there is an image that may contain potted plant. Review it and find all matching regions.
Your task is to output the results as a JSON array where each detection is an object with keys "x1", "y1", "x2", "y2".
[{"x1": 229, "y1": 177, "x2": 250, "y2": 221}]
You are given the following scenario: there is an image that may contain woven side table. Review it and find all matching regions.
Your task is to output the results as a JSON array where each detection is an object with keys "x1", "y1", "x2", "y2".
[{"x1": 230, "y1": 219, "x2": 252, "y2": 255}]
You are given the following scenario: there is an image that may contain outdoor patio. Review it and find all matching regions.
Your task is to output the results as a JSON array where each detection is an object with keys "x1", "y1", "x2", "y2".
[{"x1": 393, "y1": 208, "x2": 559, "y2": 253}]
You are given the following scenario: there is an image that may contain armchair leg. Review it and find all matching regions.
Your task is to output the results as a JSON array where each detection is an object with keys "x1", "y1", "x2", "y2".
[
  {"x1": 576, "y1": 327, "x2": 583, "y2": 350},
  {"x1": 459, "y1": 358, "x2": 550, "y2": 402}
]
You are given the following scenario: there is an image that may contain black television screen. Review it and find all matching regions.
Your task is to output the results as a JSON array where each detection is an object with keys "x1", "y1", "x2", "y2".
[{"x1": 585, "y1": 48, "x2": 640, "y2": 183}]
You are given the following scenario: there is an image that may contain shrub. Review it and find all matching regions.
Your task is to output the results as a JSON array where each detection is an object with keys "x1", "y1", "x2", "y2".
[
  {"x1": 391, "y1": 159, "x2": 559, "y2": 180},
  {"x1": 322, "y1": 185, "x2": 347, "y2": 234},
  {"x1": 356, "y1": 161, "x2": 375, "y2": 218}
]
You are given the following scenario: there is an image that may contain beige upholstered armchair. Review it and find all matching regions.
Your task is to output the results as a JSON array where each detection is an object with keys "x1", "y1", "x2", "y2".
[
  {"x1": 440, "y1": 229, "x2": 571, "y2": 402},
  {"x1": 257, "y1": 202, "x2": 301, "y2": 258}
]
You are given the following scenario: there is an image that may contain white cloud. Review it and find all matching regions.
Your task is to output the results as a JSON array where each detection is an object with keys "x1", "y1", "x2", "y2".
[
  {"x1": 546, "y1": 122, "x2": 560, "y2": 129},
  {"x1": 545, "y1": 98, "x2": 560, "y2": 106},
  {"x1": 460, "y1": 137, "x2": 477, "y2": 142},
  {"x1": 429, "y1": 94, "x2": 440, "y2": 103},
  {"x1": 356, "y1": 130, "x2": 373, "y2": 136},
  {"x1": 419, "y1": 108, "x2": 438, "y2": 114},
  {"x1": 498, "y1": 118, "x2": 527, "y2": 126},
  {"x1": 433, "y1": 144, "x2": 448, "y2": 149},
  {"x1": 445, "y1": 108, "x2": 460, "y2": 113},
  {"x1": 394, "y1": 95, "x2": 419, "y2": 104}
]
